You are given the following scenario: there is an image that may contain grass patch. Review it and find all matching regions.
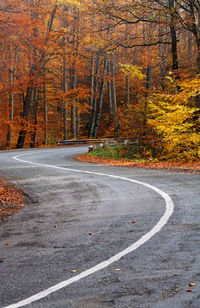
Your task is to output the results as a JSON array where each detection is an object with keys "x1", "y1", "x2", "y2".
[{"x1": 89, "y1": 144, "x2": 148, "y2": 162}]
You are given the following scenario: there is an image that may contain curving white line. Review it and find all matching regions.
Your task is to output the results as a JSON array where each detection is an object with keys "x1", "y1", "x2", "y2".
[{"x1": 3, "y1": 152, "x2": 174, "y2": 308}]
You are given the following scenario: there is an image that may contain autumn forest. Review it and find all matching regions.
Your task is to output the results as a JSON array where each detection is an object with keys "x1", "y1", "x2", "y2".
[{"x1": 0, "y1": 0, "x2": 199, "y2": 160}]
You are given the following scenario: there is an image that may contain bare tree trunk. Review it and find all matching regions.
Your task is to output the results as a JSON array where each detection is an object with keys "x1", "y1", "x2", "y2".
[
  {"x1": 111, "y1": 58, "x2": 119, "y2": 137},
  {"x1": 88, "y1": 54, "x2": 101, "y2": 138},
  {"x1": 70, "y1": 68, "x2": 77, "y2": 138},
  {"x1": 169, "y1": 0, "x2": 179, "y2": 79},
  {"x1": 70, "y1": 7, "x2": 79, "y2": 139},
  {"x1": 31, "y1": 88, "x2": 39, "y2": 147},
  {"x1": 158, "y1": 23, "x2": 166, "y2": 90},
  {"x1": 125, "y1": 23, "x2": 130, "y2": 108},
  {"x1": 43, "y1": 82, "x2": 47, "y2": 145},
  {"x1": 7, "y1": 49, "x2": 14, "y2": 148},
  {"x1": 126, "y1": 75, "x2": 130, "y2": 107},
  {"x1": 90, "y1": 55, "x2": 95, "y2": 111},
  {"x1": 63, "y1": 49, "x2": 68, "y2": 140},
  {"x1": 107, "y1": 57, "x2": 113, "y2": 116},
  {"x1": 93, "y1": 58, "x2": 108, "y2": 138},
  {"x1": 16, "y1": 87, "x2": 34, "y2": 148},
  {"x1": 143, "y1": 65, "x2": 151, "y2": 135},
  {"x1": 76, "y1": 107, "x2": 80, "y2": 139},
  {"x1": 71, "y1": 103, "x2": 76, "y2": 138}
]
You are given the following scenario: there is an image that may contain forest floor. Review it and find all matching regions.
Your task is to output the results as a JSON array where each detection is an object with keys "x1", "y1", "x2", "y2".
[
  {"x1": 0, "y1": 178, "x2": 26, "y2": 224},
  {"x1": 75, "y1": 153, "x2": 200, "y2": 174}
]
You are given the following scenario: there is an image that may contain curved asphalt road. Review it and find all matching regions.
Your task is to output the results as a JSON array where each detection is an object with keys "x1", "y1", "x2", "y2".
[{"x1": 0, "y1": 146, "x2": 199, "y2": 308}]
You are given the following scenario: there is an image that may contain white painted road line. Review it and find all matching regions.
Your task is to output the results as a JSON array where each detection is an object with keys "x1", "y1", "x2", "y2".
[{"x1": 3, "y1": 152, "x2": 174, "y2": 308}]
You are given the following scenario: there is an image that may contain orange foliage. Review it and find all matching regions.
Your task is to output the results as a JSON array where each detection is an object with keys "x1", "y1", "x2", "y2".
[{"x1": 0, "y1": 178, "x2": 25, "y2": 223}]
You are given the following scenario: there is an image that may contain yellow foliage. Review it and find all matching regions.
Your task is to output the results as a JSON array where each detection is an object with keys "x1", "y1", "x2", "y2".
[
  {"x1": 57, "y1": 0, "x2": 81, "y2": 7},
  {"x1": 120, "y1": 64, "x2": 146, "y2": 80},
  {"x1": 148, "y1": 77, "x2": 200, "y2": 161}
]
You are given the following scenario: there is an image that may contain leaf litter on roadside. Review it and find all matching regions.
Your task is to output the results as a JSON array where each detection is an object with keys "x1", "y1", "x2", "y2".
[{"x1": 0, "y1": 178, "x2": 25, "y2": 223}]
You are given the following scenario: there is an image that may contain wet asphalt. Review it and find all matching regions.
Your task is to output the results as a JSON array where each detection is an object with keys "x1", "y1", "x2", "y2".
[{"x1": 0, "y1": 146, "x2": 200, "y2": 308}]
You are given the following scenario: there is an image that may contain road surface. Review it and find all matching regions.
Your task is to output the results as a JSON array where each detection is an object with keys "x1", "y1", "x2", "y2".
[{"x1": 0, "y1": 146, "x2": 199, "y2": 308}]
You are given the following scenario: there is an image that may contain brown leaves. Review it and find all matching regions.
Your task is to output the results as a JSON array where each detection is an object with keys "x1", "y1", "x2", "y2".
[
  {"x1": 0, "y1": 178, "x2": 25, "y2": 224},
  {"x1": 189, "y1": 283, "x2": 196, "y2": 287},
  {"x1": 75, "y1": 153, "x2": 200, "y2": 173},
  {"x1": 186, "y1": 282, "x2": 196, "y2": 292}
]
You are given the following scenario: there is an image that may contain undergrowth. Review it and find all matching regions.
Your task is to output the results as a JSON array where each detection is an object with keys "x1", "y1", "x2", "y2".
[{"x1": 89, "y1": 144, "x2": 152, "y2": 162}]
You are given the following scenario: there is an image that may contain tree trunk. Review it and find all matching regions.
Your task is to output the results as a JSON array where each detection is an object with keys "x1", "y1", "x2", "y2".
[
  {"x1": 90, "y1": 55, "x2": 95, "y2": 111},
  {"x1": 43, "y1": 82, "x2": 47, "y2": 145},
  {"x1": 88, "y1": 55, "x2": 101, "y2": 138},
  {"x1": 7, "y1": 48, "x2": 16, "y2": 148},
  {"x1": 63, "y1": 48, "x2": 68, "y2": 140},
  {"x1": 70, "y1": 7, "x2": 79, "y2": 139},
  {"x1": 111, "y1": 59, "x2": 119, "y2": 137},
  {"x1": 76, "y1": 107, "x2": 80, "y2": 139},
  {"x1": 70, "y1": 68, "x2": 77, "y2": 139},
  {"x1": 31, "y1": 87, "x2": 39, "y2": 147},
  {"x1": 107, "y1": 57, "x2": 113, "y2": 116},
  {"x1": 7, "y1": 49, "x2": 14, "y2": 148},
  {"x1": 71, "y1": 103, "x2": 76, "y2": 138},
  {"x1": 7, "y1": 88, "x2": 14, "y2": 148},
  {"x1": 16, "y1": 87, "x2": 34, "y2": 148},
  {"x1": 126, "y1": 75, "x2": 130, "y2": 107},
  {"x1": 169, "y1": 0, "x2": 179, "y2": 78},
  {"x1": 158, "y1": 23, "x2": 166, "y2": 90},
  {"x1": 143, "y1": 66, "x2": 151, "y2": 134},
  {"x1": 93, "y1": 58, "x2": 108, "y2": 138}
]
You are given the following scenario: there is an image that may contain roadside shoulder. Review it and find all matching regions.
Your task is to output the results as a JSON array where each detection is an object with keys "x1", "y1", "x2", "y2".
[
  {"x1": 0, "y1": 177, "x2": 26, "y2": 224},
  {"x1": 75, "y1": 153, "x2": 200, "y2": 174}
]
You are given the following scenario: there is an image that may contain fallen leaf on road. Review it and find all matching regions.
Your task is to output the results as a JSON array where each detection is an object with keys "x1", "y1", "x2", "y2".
[
  {"x1": 71, "y1": 270, "x2": 77, "y2": 273},
  {"x1": 132, "y1": 221, "x2": 136, "y2": 224},
  {"x1": 189, "y1": 283, "x2": 196, "y2": 287},
  {"x1": 114, "y1": 269, "x2": 121, "y2": 271},
  {"x1": 5, "y1": 243, "x2": 10, "y2": 246},
  {"x1": 186, "y1": 289, "x2": 192, "y2": 292},
  {"x1": 0, "y1": 260, "x2": 4, "y2": 263}
]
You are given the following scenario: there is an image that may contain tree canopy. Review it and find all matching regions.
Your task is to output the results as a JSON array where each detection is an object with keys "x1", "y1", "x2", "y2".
[{"x1": 0, "y1": 0, "x2": 199, "y2": 160}]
